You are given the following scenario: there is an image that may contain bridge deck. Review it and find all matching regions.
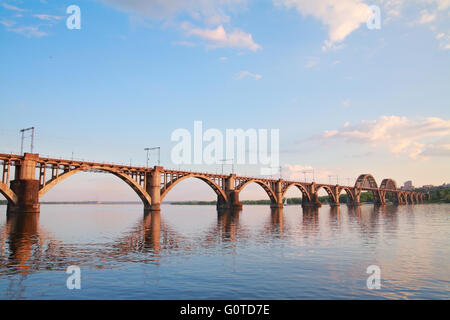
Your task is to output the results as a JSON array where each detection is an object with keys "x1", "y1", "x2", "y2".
[{"x1": 0, "y1": 153, "x2": 418, "y2": 194}]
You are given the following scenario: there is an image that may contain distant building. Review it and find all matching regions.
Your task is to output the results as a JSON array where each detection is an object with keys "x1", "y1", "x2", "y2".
[
  {"x1": 402, "y1": 181, "x2": 414, "y2": 191},
  {"x1": 422, "y1": 185, "x2": 434, "y2": 190}
]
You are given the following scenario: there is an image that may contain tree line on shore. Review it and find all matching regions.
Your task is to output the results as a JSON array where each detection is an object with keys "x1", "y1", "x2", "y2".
[
  {"x1": 170, "y1": 188, "x2": 450, "y2": 205},
  {"x1": 1, "y1": 188, "x2": 448, "y2": 206}
]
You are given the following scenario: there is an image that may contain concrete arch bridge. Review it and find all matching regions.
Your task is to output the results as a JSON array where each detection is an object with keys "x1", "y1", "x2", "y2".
[{"x1": 0, "y1": 153, "x2": 427, "y2": 214}]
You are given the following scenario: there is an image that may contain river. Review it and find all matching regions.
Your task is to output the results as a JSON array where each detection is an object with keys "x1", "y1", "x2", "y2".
[{"x1": 0, "y1": 204, "x2": 448, "y2": 299}]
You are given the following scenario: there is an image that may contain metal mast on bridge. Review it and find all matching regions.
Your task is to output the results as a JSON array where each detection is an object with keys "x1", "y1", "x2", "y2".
[{"x1": 20, "y1": 127, "x2": 35, "y2": 155}]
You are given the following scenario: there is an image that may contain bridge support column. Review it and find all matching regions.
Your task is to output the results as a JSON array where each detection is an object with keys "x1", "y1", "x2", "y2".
[
  {"x1": 146, "y1": 166, "x2": 163, "y2": 212},
  {"x1": 389, "y1": 193, "x2": 400, "y2": 205},
  {"x1": 7, "y1": 153, "x2": 40, "y2": 215},
  {"x1": 374, "y1": 190, "x2": 385, "y2": 205},
  {"x1": 270, "y1": 180, "x2": 284, "y2": 209},
  {"x1": 217, "y1": 174, "x2": 242, "y2": 210},
  {"x1": 346, "y1": 189, "x2": 361, "y2": 206},
  {"x1": 329, "y1": 185, "x2": 340, "y2": 206},
  {"x1": 302, "y1": 183, "x2": 322, "y2": 208}
]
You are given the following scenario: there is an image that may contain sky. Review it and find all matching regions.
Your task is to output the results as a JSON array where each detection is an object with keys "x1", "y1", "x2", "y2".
[{"x1": 0, "y1": 0, "x2": 449, "y2": 202}]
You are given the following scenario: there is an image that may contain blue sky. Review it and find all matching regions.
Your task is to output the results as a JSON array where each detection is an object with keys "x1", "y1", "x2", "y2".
[{"x1": 0, "y1": 0, "x2": 449, "y2": 201}]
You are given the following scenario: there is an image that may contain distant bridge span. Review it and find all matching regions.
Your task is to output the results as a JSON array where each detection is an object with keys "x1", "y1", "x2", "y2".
[{"x1": 0, "y1": 153, "x2": 427, "y2": 214}]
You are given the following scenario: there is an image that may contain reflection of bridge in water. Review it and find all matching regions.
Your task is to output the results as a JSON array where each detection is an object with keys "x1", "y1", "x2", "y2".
[
  {"x1": 1, "y1": 153, "x2": 427, "y2": 215},
  {"x1": 0, "y1": 204, "x2": 401, "y2": 280}
]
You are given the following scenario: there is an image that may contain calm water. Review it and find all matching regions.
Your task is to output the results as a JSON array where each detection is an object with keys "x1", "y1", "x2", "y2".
[{"x1": 0, "y1": 203, "x2": 448, "y2": 299}]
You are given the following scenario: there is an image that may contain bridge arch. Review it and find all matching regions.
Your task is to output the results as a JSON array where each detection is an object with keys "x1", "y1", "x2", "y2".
[
  {"x1": 315, "y1": 185, "x2": 338, "y2": 204},
  {"x1": 399, "y1": 192, "x2": 407, "y2": 204},
  {"x1": 355, "y1": 174, "x2": 378, "y2": 189},
  {"x1": 236, "y1": 180, "x2": 277, "y2": 203},
  {"x1": 380, "y1": 178, "x2": 397, "y2": 190},
  {"x1": 411, "y1": 193, "x2": 417, "y2": 204},
  {"x1": 380, "y1": 178, "x2": 400, "y2": 204},
  {"x1": 160, "y1": 174, "x2": 228, "y2": 202},
  {"x1": 0, "y1": 182, "x2": 18, "y2": 205},
  {"x1": 38, "y1": 166, "x2": 152, "y2": 208},
  {"x1": 354, "y1": 174, "x2": 381, "y2": 203},
  {"x1": 338, "y1": 187, "x2": 355, "y2": 204},
  {"x1": 419, "y1": 193, "x2": 425, "y2": 202},
  {"x1": 281, "y1": 183, "x2": 311, "y2": 202},
  {"x1": 406, "y1": 192, "x2": 415, "y2": 204}
]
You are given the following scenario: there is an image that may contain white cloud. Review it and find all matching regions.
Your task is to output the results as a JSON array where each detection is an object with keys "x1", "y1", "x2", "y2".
[
  {"x1": 435, "y1": 32, "x2": 450, "y2": 49},
  {"x1": 0, "y1": 19, "x2": 16, "y2": 27},
  {"x1": 418, "y1": 10, "x2": 436, "y2": 24},
  {"x1": 235, "y1": 70, "x2": 262, "y2": 80},
  {"x1": 317, "y1": 116, "x2": 450, "y2": 159},
  {"x1": 283, "y1": 164, "x2": 313, "y2": 180},
  {"x1": 33, "y1": 14, "x2": 63, "y2": 21},
  {"x1": 420, "y1": 143, "x2": 450, "y2": 157},
  {"x1": 2, "y1": 3, "x2": 27, "y2": 12},
  {"x1": 383, "y1": 0, "x2": 403, "y2": 20},
  {"x1": 101, "y1": 0, "x2": 259, "y2": 51},
  {"x1": 376, "y1": 0, "x2": 450, "y2": 49},
  {"x1": 171, "y1": 40, "x2": 196, "y2": 47},
  {"x1": 429, "y1": 0, "x2": 450, "y2": 10},
  {"x1": 10, "y1": 26, "x2": 47, "y2": 37},
  {"x1": 304, "y1": 57, "x2": 319, "y2": 68},
  {"x1": 380, "y1": 0, "x2": 450, "y2": 18},
  {"x1": 184, "y1": 24, "x2": 261, "y2": 51},
  {"x1": 342, "y1": 99, "x2": 351, "y2": 107},
  {"x1": 322, "y1": 40, "x2": 346, "y2": 52},
  {"x1": 102, "y1": 0, "x2": 247, "y2": 25},
  {"x1": 276, "y1": 0, "x2": 371, "y2": 48},
  {"x1": 283, "y1": 164, "x2": 338, "y2": 183}
]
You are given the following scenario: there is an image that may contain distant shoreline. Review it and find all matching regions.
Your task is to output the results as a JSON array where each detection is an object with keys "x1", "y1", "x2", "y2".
[
  {"x1": 0, "y1": 201, "x2": 144, "y2": 205},
  {"x1": 1, "y1": 186, "x2": 449, "y2": 206},
  {"x1": 1, "y1": 201, "x2": 448, "y2": 206}
]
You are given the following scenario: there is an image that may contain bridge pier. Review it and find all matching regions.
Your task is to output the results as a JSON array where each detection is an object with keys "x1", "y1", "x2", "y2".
[
  {"x1": 217, "y1": 175, "x2": 242, "y2": 210},
  {"x1": 301, "y1": 183, "x2": 322, "y2": 208},
  {"x1": 270, "y1": 180, "x2": 284, "y2": 209},
  {"x1": 329, "y1": 185, "x2": 340, "y2": 206},
  {"x1": 302, "y1": 193, "x2": 322, "y2": 208},
  {"x1": 217, "y1": 190, "x2": 242, "y2": 210},
  {"x1": 146, "y1": 167, "x2": 163, "y2": 212},
  {"x1": 7, "y1": 153, "x2": 40, "y2": 215}
]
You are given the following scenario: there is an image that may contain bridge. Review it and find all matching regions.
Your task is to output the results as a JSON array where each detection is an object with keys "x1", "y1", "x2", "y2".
[{"x1": 0, "y1": 153, "x2": 427, "y2": 214}]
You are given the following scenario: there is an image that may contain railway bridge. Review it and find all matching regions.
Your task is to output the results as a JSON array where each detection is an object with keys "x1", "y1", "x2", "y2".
[{"x1": 0, "y1": 153, "x2": 427, "y2": 214}]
